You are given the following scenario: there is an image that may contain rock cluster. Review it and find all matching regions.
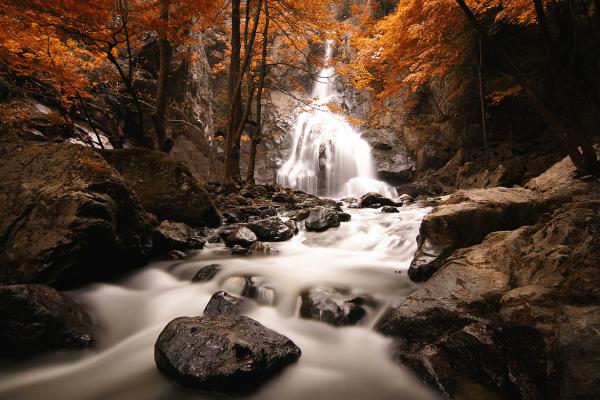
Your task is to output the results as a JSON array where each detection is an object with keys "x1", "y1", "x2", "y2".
[{"x1": 380, "y1": 155, "x2": 600, "y2": 398}]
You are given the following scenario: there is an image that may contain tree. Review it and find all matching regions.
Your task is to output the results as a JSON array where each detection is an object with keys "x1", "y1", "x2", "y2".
[
  {"x1": 453, "y1": 0, "x2": 598, "y2": 175},
  {"x1": 350, "y1": 0, "x2": 598, "y2": 175},
  {"x1": 246, "y1": 0, "x2": 270, "y2": 184},
  {"x1": 1, "y1": 0, "x2": 220, "y2": 150}
]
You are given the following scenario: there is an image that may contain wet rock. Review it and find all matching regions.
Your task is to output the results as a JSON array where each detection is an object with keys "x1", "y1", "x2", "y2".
[
  {"x1": 225, "y1": 226, "x2": 257, "y2": 247},
  {"x1": 408, "y1": 187, "x2": 540, "y2": 282},
  {"x1": 246, "y1": 217, "x2": 294, "y2": 242},
  {"x1": 284, "y1": 219, "x2": 298, "y2": 234},
  {"x1": 153, "y1": 220, "x2": 205, "y2": 254},
  {"x1": 339, "y1": 212, "x2": 352, "y2": 222},
  {"x1": 0, "y1": 284, "x2": 94, "y2": 356},
  {"x1": 192, "y1": 264, "x2": 221, "y2": 282},
  {"x1": 304, "y1": 207, "x2": 342, "y2": 232},
  {"x1": 300, "y1": 287, "x2": 367, "y2": 326},
  {"x1": 166, "y1": 250, "x2": 187, "y2": 260},
  {"x1": 381, "y1": 206, "x2": 399, "y2": 213},
  {"x1": 154, "y1": 315, "x2": 301, "y2": 392},
  {"x1": 285, "y1": 209, "x2": 311, "y2": 221},
  {"x1": 102, "y1": 148, "x2": 221, "y2": 227},
  {"x1": 248, "y1": 241, "x2": 277, "y2": 255},
  {"x1": 359, "y1": 192, "x2": 400, "y2": 208},
  {"x1": 203, "y1": 291, "x2": 244, "y2": 317},
  {"x1": 0, "y1": 135, "x2": 153, "y2": 287},
  {"x1": 231, "y1": 245, "x2": 252, "y2": 256}
]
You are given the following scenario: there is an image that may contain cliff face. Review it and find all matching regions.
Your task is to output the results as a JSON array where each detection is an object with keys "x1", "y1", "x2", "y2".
[{"x1": 133, "y1": 33, "x2": 216, "y2": 180}]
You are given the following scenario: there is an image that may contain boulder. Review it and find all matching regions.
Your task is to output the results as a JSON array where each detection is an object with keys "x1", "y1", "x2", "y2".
[
  {"x1": 378, "y1": 164, "x2": 600, "y2": 399},
  {"x1": 154, "y1": 315, "x2": 301, "y2": 392},
  {"x1": 359, "y1": 192, "x2": 400, "y2": 208},
  {"x1": 0, "y1": 136, "x2": 153, "y2": 287},
  {"x1": 304, "y1": 207, "x2": 342, "y2": 232},
  {"x1": 153, "y1": 220, "x2": 205, "y2": 254},
  {"x1": 246, "y1": 217, "x2": 294, "y2": 242},
  {"x1": 225, "y1": 226, "x2": 257, "y2": 247},
  {"x1": 300, "y1": 287, "x2": 367, "y2": 326},
  {"x1": 381, "y1": 206, "x2": 399, "y2": 213},
  {"x1": 408, "y1": 187, "x2": 540, "y2": 282},
  {"x1": 203, "y1": 291, "x2": 244, "y2": 317},
  {"x1": 0, "y1": 284, "x2": 94, "y2": 356},
  {"x1": 102, "y1": 148, "x2": 221, "y2": 227},
  {"x1": 192, "y1": 264, "x2": 221, "y2": 282}
]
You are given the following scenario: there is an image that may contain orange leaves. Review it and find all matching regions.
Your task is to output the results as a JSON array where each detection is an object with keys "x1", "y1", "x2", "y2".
[
  {"x1": 0, "y1": 7, "x2": 106, "y2": 108},
  {"x1": 350, "y1": 0, "x2": 541, "y2": 110},
  {"x1": 0, "y1": 0, "x2": 224, "y2": 116}
]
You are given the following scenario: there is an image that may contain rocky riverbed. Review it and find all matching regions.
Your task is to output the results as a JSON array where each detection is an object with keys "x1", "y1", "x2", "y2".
[{"x1": 1, "y1": 129, "x2": 599, "y2": 399}]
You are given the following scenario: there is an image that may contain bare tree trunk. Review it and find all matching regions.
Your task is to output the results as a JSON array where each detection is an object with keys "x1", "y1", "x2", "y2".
[
  {"x1": 152, "y1": 0, "x2": 171, "y2": 152},
  {"x1": 454, "y1": 0, "x2": 599, "y2": 175},
  {"x1": 477, "y1": 34, "x2": 487, "y2": 148},
  {"x1": 224, "y1": 0, "x2": 263, "y2": 183},
  {"x1": 224, "y1": 0, "x2": 243, "y2": 183},
  {"x1": 247, "y1": 0, "x2": 270, "y2": 184}
]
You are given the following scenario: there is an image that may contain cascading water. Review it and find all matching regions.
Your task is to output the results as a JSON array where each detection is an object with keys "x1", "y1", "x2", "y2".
[
  {"x1": 0, "y1": 205, "x2": 437, "y2": 400},
  {"x1": 276, "y1": 41, "x2": 396, "y2": 198}
]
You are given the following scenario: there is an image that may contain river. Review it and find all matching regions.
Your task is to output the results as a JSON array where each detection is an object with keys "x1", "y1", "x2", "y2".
[{"x1": 0, "y1": 204, "x2": 439, "y2": 400}]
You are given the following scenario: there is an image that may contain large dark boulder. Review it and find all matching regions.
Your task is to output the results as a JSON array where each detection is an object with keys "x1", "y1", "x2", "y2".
[
  {"x1": 359, "y1": 192, "x2": 400, "y2": 208},
  {"x1": 304, "y1": 207, "x2": 345, "y2": 232},
  {"x1": 0, "y1": 136, "x2": 153, "y2": 287},
  {"x1": 154, "y1": 315, "x2": 301, "y2": 392},
  {"x1": 246, "y1": 217, "x2": 294, "y2": 242},
  {"x1": 300, "y1": 287, "x2": 367, "y2": 326},
  {"x1": 408, "y1": 187, "x2": 540, "y2": 282},
  {"x1": 102, "y1": 148, "x2": 221, "y2": 227},
  {"x1": 153, "y1": 220, "x2": 205, "y2": 254},
  {"x1": 0, "y1": 284, "x2": 94, "y2": 356}
]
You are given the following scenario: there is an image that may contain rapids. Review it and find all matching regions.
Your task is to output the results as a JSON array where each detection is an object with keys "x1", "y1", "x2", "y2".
[
  {"x1": 276, "y1": 41, "x2": 396, "y2": 198},
  {"x1": 0, "y1": 205, "x2": 439, "y2": 400}
]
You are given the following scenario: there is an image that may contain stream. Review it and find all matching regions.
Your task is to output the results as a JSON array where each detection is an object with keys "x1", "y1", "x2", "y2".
[{"x1": 0, "y1": 204, "x2": 439, "y2": 400}]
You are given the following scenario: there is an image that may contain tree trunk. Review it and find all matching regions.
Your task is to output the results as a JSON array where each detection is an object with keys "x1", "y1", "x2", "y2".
[
  {"x1": 453, "y1": 0, "x2": 599, "y2": 175},
  {"x1": 224, "y1": 0, "x2": 263, "y2": 183},
  {"x1": 152, "y1": 0, "x2": 171, "y2": 152},
  {"x1": 247, "y1": 0, "x2": 270, "y2": 184},
  {"x1": 224, "y1": 0, "x2": 243, "y2": 183},
  {"x1": 477, "y1": 34, "x2": 487, "y2": 148}
]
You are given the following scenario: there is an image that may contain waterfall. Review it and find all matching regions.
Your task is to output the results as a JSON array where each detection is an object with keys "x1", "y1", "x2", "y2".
[{"x1": 276, "y1": 40, "x2": 397, "y2": 199}]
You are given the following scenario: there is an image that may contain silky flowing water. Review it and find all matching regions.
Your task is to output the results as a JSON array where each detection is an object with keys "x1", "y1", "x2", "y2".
[{"x1": 0, "y1": 205, "x2": 439, "y2": 400}]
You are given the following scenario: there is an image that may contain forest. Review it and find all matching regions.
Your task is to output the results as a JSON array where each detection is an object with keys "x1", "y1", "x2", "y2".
[{"x1": 0, "y1": 1, "x2": 599, "y2": 399}]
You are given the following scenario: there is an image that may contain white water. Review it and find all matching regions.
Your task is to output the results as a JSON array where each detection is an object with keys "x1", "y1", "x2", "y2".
[
  {"x1": 276, "y1": 41, "x2": 396, "y2": 198},
  {"x1": 0, "y1": 205, "x2": 438, "y2": 400}
]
